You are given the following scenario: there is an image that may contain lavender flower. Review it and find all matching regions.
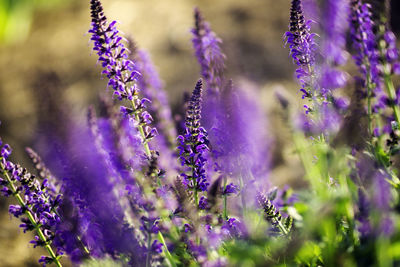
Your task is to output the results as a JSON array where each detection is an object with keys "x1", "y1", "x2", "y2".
[
  {"x1": 256, "y1": 192, "x2": 292, "y2": 236},
  {"x1": 208, "y1": 80, "x2": 271, "y2": 205},
  {"x1": 89, "y1": 0, "x2": 157, "y2": 157},
  {"x1": 191, "y1": 8, "x2": 271, "y2": 212},
  {"x1": 356, "y1": 189, "x2": 371, "y2": 238},
  {"x1": 0, "y1": 137, "x2": 63, "y2": 267},
  {"x1": 25, "y1": 147, "x2": 59, "y2": 196},
  {"x1": 132, "y1": 46, "x2": 177, "y2": 147},
  {"x1": 177, "y1": 79, "x2": 209, "y2": 207},
  {"x1": 191, "y1": 8, "x2": 225, "y2": 96},
  {"x1": 382, "y1": 31, "x2": 400, "y2": 75},
  {"x1": 129, "y1": 44, "x2": 179, "y2": 178},
  {"x1": 319, "y1": 0, "x2": 350, "y2": 91},
  {"x1": 285, "y1": 0, "x2": 317, "y2": 102},
  {"x1": 51, "y1": 125, "x2": 147, "y2": 263},
  {"x1": 373, "y1": 171, "x2": 393, "y2": 236},
  {"x1": 350, "y1": 1, "x2": 380, "y2": 89}
]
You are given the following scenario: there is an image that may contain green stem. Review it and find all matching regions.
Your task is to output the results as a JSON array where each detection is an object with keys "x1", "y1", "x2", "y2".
[
  {"x1": 383, "y1": 73, "x2": 400, "y2": 124},
  {"x1": 157, "y1": 231, "x2": 177, "y2": 267},
  {"x1": 0, "y1": 164, "x2": 62, "y2": 267},
  {"x1": 238, "y1": 173, "x2": 246, "y2": 214},
  {"x1": 223, "y1": 176, "x2": 228, "y2": 220},
  {"x1": 130, "y1": 99, "x2": 152, "y2": 157},
  {"x1": 193, "y1": 164, "x2": 198, "y2": 206},
  {"x1": 377, "y1": 23, "x2": 400, "y2": 126},
  {"x1": 145, "y1": 233, "x2": 152, "y2": 267},
  {"x1": 276, "y1": 219, "x2": 289, "y2": 236},
  {"x1": 366, "y1": 71, "x2": 373, "y2": 136}
]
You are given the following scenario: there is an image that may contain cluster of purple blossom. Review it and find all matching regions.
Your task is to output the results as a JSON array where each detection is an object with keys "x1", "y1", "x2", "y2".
[
  {"x1": 2, "y1": 0, "x2": 400, "y2": 266},
  {"x1": 287, "y1": 0, "x2": 400, "y2": 239}
]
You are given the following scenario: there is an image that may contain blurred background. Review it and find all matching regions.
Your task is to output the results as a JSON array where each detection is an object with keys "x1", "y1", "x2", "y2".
[{"x1": 0, "y1": 0, "x2": 398, "y2": 266}]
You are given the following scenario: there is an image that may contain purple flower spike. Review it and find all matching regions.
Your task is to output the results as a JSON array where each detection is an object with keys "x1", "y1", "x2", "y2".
[
  {"x1": 350, "y1": 0, "x2": 380, "y2": 89},
  {"x1": 0, "y1": 140, "x2": 64, "y2": 266},
  {"x1": 177, "y1": 79, "x2": 210, "y2": 206},
  {"x1": 89, "y1": 0, "x2": 157, "y2": 152},
  {"x1": 192, "y1": 8, "x2": 225, "y2": 96},
  {"x1": 285, "y1": 0, "x2": 317, "y2": 105}
]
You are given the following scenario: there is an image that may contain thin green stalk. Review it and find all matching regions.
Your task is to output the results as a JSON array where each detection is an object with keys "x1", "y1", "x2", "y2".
[
  {"x1": 157, "y1": 231, "x2": 177, "y2": 267},
  {"x1": 366, "y1": 71, "x2": 373, "y2": 136},
  {"x1": 0, "y1": 165, "x2": 62, "y2": 267},
  {"x1": 130, "y1": 99, "x2": 152, "y2": 157},
  {"x1": 238, "y1": 172, "x2": 246, "y2": 213},
  {"x1": 192, "y1": 163, "x2": 198, "y2": 206},
  {"x1": 223, "y1": 176, "x2": 228, "y2": 219},
  {"x1": 276, "y1": 219, "x2": 289, "y2": 236},
  {"x1": 377, "y1": 23, "x2": 400, "y2": 126},
  {"x1": 145, "y1": 233, "x2": 152, "y2": 267},
  {"x1": 383, "y1": 72, "x2": 400, "y2": 124}
]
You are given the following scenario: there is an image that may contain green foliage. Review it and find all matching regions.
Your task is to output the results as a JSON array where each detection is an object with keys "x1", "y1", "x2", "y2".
[{"x1": 0, "y1": 0, "x2": 66, "y2": 44}]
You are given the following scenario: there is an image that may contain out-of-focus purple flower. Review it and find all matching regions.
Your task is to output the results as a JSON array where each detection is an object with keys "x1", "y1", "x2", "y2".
[
  {"x1": 177, "y1": 79, "x2": 210, "y2": 207},
  {"x1": 350, "y1": 1, "x2": 381, "y2": 91},
  {"x1": 184, "y1": 223, "x2": 193, "y2": 233},
  {"x1": 373, "y1": 171, "x2": 393, "y2": 236},
  {"x1": 198, "y1": 196, "x2": 208, "y2": 210},
  {"x1": 382, "y1": 31, "x2": 400, "y2": 75},
  {"x1": 187, "y1": 240, "x2": 208, "y2": 262},
  {"x1": 25, "y1": 147, "x2": 59, "y2": 196},
  {"x1": 356, "y1": 189, "x2": 371, "y2": 238},
  {"x1": 222, "y1": 183, "x2": 239, "y2": 196},
  {"x1": 134, "y1": 49, "x2": 177, "y2": 146},
  {"x1": 151, "y1": 240, "x2": 163, "y2": 254},
  {"x1": 191, "y1": 8, "x2": 225, "y2": 97},
  {"x1": 221, "y1": 217, "x2": 244, "y2": 238},
  {"x1": 302, "y1": 0, "x2": 318, "y2": 22},
  {"x1": 208, "y1": 80, "x2": 270, "y2": 185},
  {"x1": 43, "y1": 123, "x2": 147, "y2": 263},
  {"x1": 130, "y1": 47, "x2": 179, "y2": 178},
  {"x1": 321, "y1": 0, "x2": 350, "y2": 66}
]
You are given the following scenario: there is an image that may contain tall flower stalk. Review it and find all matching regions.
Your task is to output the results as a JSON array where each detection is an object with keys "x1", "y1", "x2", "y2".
[
  {"x1": 177, "y1": 79, "x2": 209, "y2": 207},
  {"x1": 191, "y1": 8, "x2": 225, "y2": 97},
  {"x1": 0, "y1": 138, "x2": 63, "y2": 267},
  {"x1": 350, "y1": 0, "x2": 381, "y2": 136},
  {"x1": 285, "y1": 0, "x2": 317, "y2": 110},
  {"x1": 89, "y1": 0, "x2": 157, "y2": 159}
]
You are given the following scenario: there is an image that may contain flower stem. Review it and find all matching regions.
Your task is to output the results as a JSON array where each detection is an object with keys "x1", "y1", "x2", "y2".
[
  {"x1": 383, "y1": 72, "x2": 400, "y2": 124},
  {"x1": 130, "y1": 98, "x2": 152, "y2": 157},
  {"x1": 0, "y1": 164, "x2": 62, "y2": 267},
  {"x1": 223, "y1": 176, "x2": 228, "y2": 219},
  {"x1": 145, "y1": 233, "x2": 152, "y2": 267},
  {"x1": 366, "y1": 71, "x2": 374, "y2": 136},
  {"x1": 157, "y1": 231, "x2": 177, "y2": 267}
]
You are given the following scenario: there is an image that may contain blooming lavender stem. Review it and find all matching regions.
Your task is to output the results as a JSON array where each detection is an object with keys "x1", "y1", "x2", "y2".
[
  {"x1": 128, "y1": 41, "x2": 177, "y2": 148},
  {"x1": 256, "y1": 192, "x2": 292, "y2": 236},
  {"x1": 320, "y1": 0, "x2": 349, "y2": 92},
  {"x1": 376, "y1": 25, "x2": 400, "y2": 127},
  {"x1": 285, "y1": 0, "x2": 317, "y2": 107},
  {"x1": 89, "y1": 0, "x2": 156, "y2": 158},
  {"x1": 178, "y1": 79, "x2": 209, "y2": 206},
  {"x1": 0, "y1": 142, "x2": 62, "y2": 267},
  {"x1": 191, "y1": 8, "x2": 225, "y2": 96},
  {"x1": 351, "y1": 0, "x2": 381, "y2": 135}
]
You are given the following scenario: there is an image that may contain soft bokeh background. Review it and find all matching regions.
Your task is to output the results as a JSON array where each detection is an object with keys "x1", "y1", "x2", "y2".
[{"x1": 0, "y1": 0, "x2": 398, "y2": 266}]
